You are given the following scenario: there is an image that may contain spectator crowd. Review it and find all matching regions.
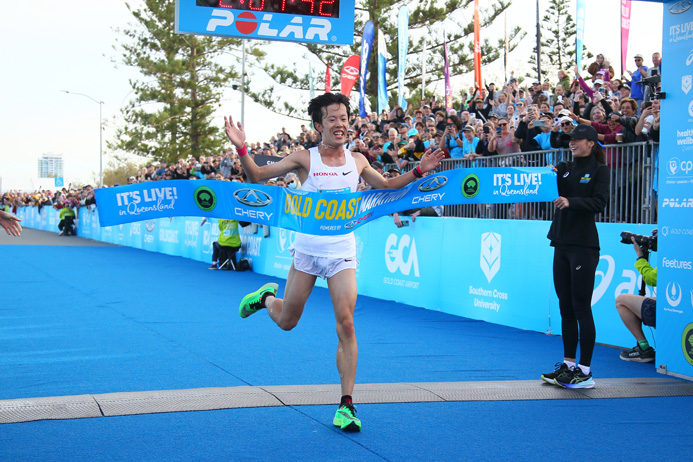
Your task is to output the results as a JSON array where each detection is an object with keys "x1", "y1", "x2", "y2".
[{"x1": 3, "y1": 52, "x2": 661, "y2": 223}]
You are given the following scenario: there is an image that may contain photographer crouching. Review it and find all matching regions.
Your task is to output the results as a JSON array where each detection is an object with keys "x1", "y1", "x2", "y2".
[{"x1": 615, "y1": 230, "x2": 657, "y2": 363}]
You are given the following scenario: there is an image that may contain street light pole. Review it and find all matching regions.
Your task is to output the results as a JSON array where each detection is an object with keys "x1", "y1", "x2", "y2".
[{"x1": 61, "y1": 90, "x2": 104, "y2": 187}]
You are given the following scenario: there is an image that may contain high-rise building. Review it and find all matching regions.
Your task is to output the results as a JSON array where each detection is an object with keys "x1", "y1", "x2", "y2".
[{"x1": 38, "y1": 154, "x2": 63, "y2": 178}]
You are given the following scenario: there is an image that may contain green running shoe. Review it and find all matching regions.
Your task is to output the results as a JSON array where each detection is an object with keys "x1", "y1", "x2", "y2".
[
  {"x1": 333, "y1": 404, "x2": 361, "y2": 432},
  {"x1": 239, "y1": 283, "x2": 278, "y2": 318}
]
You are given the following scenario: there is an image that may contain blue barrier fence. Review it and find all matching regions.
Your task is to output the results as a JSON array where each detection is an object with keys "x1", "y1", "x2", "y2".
[{"x1": 17, "y1": 206, "x2": 657, "y2": 349}]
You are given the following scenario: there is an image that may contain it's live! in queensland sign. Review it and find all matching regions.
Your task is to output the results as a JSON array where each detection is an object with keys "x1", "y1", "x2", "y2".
[{"x1": 175, "y1": 0, "x2": 356, "y2": 45}]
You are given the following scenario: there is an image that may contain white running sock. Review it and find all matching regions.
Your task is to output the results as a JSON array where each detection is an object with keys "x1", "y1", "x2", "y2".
[
  {"x1": 578, "y1": 364, "x2": 591, "y2": 375},
  {"x1": 564, "y1": 360, "x2": 576, "y2": 370}
]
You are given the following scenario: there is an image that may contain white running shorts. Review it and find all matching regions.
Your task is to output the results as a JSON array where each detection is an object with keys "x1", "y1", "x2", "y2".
[{"x1": 291, "y1": 250, "x2": 357, "y2": 279}]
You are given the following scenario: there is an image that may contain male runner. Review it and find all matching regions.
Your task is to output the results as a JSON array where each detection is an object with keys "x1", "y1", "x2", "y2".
[{"x1": 224, "y1": 93, "x2": 444, "y2": 432}]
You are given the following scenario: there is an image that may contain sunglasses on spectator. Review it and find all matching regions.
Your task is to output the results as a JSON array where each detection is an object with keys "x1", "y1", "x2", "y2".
[
  {"x1": 561, "y1": 122, "x2": 572, "y2": 127},
  {"x1": 499, "y1": 123, "x2": 508, "y2": 126}
]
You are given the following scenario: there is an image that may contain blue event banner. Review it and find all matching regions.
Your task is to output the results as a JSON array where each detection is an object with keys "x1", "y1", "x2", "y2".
[{"x1": 94, "y1": 167, "x2": 558, "y2": 234}]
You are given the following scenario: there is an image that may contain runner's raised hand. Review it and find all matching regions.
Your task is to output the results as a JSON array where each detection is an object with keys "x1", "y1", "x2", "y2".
[{"x1": 224, "y1": 116, "x2": 246, "y2": 149}]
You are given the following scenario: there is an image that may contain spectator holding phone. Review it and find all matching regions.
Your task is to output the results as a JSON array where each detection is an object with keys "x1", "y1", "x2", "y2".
[
  {"x1": 443, "y1": 116, "x2": 465, "y2": 158},
  {"x1": 514, "y1": 105, "x2": 543, "y2": 152}
]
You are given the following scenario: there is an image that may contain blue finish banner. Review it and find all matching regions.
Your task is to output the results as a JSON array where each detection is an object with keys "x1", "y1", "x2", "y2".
[{"x1": 94, "y1": 168, "x2": 558, "y2": 233}]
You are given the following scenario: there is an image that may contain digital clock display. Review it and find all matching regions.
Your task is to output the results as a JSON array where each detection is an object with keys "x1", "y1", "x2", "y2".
[
  {"x1": 179, "y1": 0, "x2": 355, "y2": 45},
  {"x1": 196, "y1": 0, "x2": 340, "y2": 18}
]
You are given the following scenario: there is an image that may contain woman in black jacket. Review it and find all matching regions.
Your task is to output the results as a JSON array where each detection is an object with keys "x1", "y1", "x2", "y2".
[{"x1": 541, "y1": 124, "x2": 610, "y2": 389}]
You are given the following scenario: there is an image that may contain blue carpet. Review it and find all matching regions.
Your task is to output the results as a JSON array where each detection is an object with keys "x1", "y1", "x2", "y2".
[
  {"x1": 1, "y1": 398, "x2": 691, "y2": 461},
  {"x1": 1, "y1": 245, "x2": 662, "y2": 400},
  {"x1": 1, "y1": 243, "x2": 689, "y2": 461}
]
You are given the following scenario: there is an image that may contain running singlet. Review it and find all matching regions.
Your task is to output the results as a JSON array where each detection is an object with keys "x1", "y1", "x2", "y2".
[{"x1": 292, "y1": 146, "x2": 359, "y2": 258}]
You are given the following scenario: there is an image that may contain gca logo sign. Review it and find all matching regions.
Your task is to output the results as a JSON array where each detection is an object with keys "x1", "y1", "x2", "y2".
[{"x1": 385, "y1": 234, "x2": 419, "y2": 277}]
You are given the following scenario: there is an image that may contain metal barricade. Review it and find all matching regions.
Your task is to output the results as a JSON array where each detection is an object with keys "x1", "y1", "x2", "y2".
[{"x1": 402, "y1": 142, "x2": 657, "y2": 224}]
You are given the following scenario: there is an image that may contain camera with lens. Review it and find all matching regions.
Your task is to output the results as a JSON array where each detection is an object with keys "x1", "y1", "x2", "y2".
[{"x1": 620, "y1": 229, "x2": 657, "y2": 252}]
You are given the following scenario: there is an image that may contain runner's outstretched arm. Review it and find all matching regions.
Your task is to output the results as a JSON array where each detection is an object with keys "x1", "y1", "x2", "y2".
[
  {"x1": 225, "y1": 115, "x2": 305, "y2": 183},
  {"x1": 359, "y1": 149, "x2": 445, "y2": 190}
]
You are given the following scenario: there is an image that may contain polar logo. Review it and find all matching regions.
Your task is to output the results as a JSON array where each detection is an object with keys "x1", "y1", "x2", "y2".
[
  {"x1": 683, "y1": 75, "x2": 692, "y2": 94},
  {"x1": 385, "y1": 234, "x2": 419, "y2": 277},
  {"x1": 689, "y1": 100, "x2": 693, "y2": 117},
  {"x1": 207, "y1": 10, "x2": 235, "y2": 32},
  {"x1": 687, "y1": 50, "x2": 693, "y2": 66},
  {"x1": 206, "y1": 11, "x2": 331, "y2": 41},
  {"x1": 591, "y1": 255, "x2": 615, "y2": 306},
  {"x1": 480, "y1": 232, "x2": 501, "y2": 283},
  {"x1": 666, "y1": 282, "x2": 683, "y2": 307},
  {"x1": 277, "y1": 228, "x2": 296, "y2": 253}
]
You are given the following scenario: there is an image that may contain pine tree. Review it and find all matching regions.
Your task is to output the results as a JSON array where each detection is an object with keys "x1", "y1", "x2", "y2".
[
  {"x1": 528, "y1": 0, "x2": 592, "y2": 82},
  {"x1": 110, "y1": 0, "x2": 263, "y2": 163},
  {"x1": 248, "y1": 0, "x2": 525, "y2": 118}
]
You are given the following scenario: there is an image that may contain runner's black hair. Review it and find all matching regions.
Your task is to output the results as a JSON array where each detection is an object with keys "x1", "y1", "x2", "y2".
[{"x1": 308, "y1": 92, "x2": 351, "y2": 127}]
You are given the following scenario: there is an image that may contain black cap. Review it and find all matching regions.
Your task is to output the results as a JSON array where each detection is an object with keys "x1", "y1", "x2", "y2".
[{"x1": 568, "y1": 124, "x2": 599, "y2": 142}]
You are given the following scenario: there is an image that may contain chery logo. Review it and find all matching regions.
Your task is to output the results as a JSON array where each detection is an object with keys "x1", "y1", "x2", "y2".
[
  {"x1": 343, "y1": 66, "x2": 359, "y2": 77},
  {"x1": 233, "y1": 188, "x2": 273, "y2": 207},
  {"x1": 670, "y1": 1, "x2": 692, "y2": 14}
]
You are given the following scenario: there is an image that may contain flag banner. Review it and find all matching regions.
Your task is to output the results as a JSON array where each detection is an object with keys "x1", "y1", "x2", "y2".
[
  {"x1": 309, "y1": 64, "x2": 315, "y2": 100},
  {"x1": 95, "y1": 168, "x2": 558, "y2": 235},
  {"x1": 444, "y1": 34, "x2": 453, "y2": 112},
  {"x1": 398, "y1": 6, "x2": 409, "y2": 110},
  {"x1": 377, "y1": 28, "x2": 389, "y2": 114},
  {"x1": 620, "y1": 0, "x2": 632, "y2": 76},
  {"x1": 359, "y1": 21, "x2": 375, "y2": 117},
  {"x1": 473, "y1": 0, "x2": 483, "y2": 90},
  {"x1": 576, "y1": 0, "x2": 586, "y2": 71},
  {"x1": 504, "y1": 13, "x2": 509, "y2": 80},
  {"x1": 340, "y1": 55, "x2": 361, "y2": 97},
  {"x1": 421, "y1": 36, "x2": 427, "y2": 99},
  {"x1": 325, "y1": 62, "x2": 331, "y2": 93}
]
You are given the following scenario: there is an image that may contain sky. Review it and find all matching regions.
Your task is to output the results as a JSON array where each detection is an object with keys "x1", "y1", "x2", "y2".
[{"x1": 0, "y1": 0, "x2": 663, "y2": 191}]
